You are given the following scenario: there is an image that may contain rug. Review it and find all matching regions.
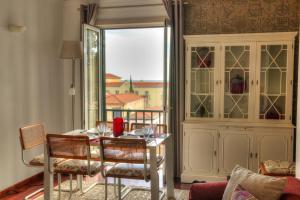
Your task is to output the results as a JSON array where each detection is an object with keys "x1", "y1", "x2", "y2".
[{"x1": 35, "y1": 180, "x2": 189, "y2": 200}]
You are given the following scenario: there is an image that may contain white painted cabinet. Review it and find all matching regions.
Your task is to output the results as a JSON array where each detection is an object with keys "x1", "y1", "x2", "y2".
[
  {"x1": 182, "y1": 129, "x2": 218, "y2": 175},
  {"x1": 254, "y1": 130, "x2": 292, "y2": 171},
  {"x1": 182, "y1": 128, "x2": 219, "y2": 182},
  {"x1": 182, "y1": 32, "x2": 296, "y2": 183},
  {"x1": 219, "y1": 129, "x2": 253, "y2": 174}
]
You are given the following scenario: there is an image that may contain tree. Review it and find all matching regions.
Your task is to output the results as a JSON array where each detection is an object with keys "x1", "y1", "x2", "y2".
[{"x1": 129, "y1": 75, "x2": 134, "y2": 93}]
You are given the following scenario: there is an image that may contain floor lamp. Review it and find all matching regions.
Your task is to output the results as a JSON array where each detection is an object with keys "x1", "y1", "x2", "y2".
[{"x1": 61, "y1": 40, "x2": 82, "y2": 130}]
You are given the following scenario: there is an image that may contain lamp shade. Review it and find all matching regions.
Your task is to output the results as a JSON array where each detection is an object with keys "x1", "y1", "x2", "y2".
[{"x1": 60, "y1": 40, "x2": 82, "y2": 59}]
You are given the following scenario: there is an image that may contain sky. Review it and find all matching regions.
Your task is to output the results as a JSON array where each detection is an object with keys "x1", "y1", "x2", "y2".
[{"x1": 105, "y1": 28, "x2": 164, "y2": 81}]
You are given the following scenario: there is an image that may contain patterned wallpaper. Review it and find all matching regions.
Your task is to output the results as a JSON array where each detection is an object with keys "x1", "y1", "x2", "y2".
[{"x1": 184, "y1": 0, "x2": 299, "y2": 35}]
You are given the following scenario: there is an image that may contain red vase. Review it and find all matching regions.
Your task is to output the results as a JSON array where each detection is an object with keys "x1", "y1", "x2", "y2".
[{"x1": 113, "y1": 117, "x2": 124, "y2": 137}]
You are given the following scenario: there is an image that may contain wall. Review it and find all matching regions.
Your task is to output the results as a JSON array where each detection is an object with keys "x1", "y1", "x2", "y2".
[
  {"x1": 184, "y1": 0, "x2": 299, "y2": 35},
  {"x1": 62, "y1": 0, "x2": 87, "y2": 131},
  {"x1": 0, "y1": 0, "x2": 64, "y2": 190}
]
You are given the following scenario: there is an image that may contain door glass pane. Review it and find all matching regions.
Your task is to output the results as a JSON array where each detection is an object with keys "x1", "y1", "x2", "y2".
[
  {"x1": 84, "y1": 26, "x2": 101, "y2": 129},
  {"x1": 259, "y1": 45, "x2": 287, "y2": 120},
  {"x1": 190, "y1": 46, "x2": 214, "y2": 118},
  {"x1": 224, "y1": 46, "x2": 250, "y2": 119}
]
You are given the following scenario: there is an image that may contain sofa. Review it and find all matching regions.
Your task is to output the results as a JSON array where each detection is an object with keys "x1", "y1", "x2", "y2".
[{"x1": 189, "y1": 177, "x2": 300, "y2": 200}]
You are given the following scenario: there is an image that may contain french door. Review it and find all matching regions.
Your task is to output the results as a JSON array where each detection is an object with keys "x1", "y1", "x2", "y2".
[{"x1": 83, "y1": 24, "x2": 104, "y2": 129}]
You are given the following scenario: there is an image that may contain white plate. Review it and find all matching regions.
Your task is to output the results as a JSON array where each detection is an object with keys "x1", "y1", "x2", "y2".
[
  {"x1": 131, "y1": 129, "x2": 146, "y2": 136},
  {"x1": 87, "y1": 128, "x2": 99, "y2": 134},
  {"x1": 119, "y1": 135, "x2": 139, "y2": 139}
]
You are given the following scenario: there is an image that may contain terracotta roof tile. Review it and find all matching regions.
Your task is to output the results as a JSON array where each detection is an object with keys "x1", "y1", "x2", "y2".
[
  {"x1": 106, "y1": 82, "x2": 124, "y2": 87},
  {"x1": 132, "y1": 82, "x2": 164, "y2": 88},
  {"x1": 106, "y1": 93, "x2": 144, "y2": 105},
  {"x1": 106, "y1": 73, "x2": 121, "y2": 79}
]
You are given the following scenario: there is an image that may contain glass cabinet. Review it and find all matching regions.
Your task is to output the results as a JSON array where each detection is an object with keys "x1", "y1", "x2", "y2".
[
  {"x1": 190, "y1": 46, "x2": 216, "y2": 118},
  {"x1": 185, "y1": 33, "x2": 296, "y2": 123},
  {"x1": 223, "y1": 45, "x2": 251, "y2": 119},
  {"x1": 259, "y1": 44, "x2": 288, "y2": 120}
]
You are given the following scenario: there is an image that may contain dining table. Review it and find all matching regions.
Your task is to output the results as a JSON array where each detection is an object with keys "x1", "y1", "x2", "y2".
[{"x1": 43, "y1": 129, "x2": 175, "y2": 200}]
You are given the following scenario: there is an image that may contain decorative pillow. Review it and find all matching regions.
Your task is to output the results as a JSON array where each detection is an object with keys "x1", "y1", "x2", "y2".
[
  {"x1": 222, "y1": 165, "x2": 254, "y2": 200},
  {"x1": 231, "y1": 185, "x2": 257, "y2": 200},
  {"x1": 222, "y1": 165, "x2": 287, "y2": 200},
  {"x1": 262, "y1": 160, "x2": 295, "y2": 175}
]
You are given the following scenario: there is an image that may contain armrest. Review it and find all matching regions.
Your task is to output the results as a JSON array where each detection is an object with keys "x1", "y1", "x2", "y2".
[{"x1": 189, "y1": 181, "x2": 227, "y2": 200}]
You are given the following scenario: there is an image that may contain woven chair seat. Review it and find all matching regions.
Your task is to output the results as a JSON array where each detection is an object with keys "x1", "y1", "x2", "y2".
[
  {"x1": 106, "y1": 163, "x2": 150, "y2": 180},
  {"x1": 29, "y1": 154, "x2": 64, "y2": 166},
  {"x1": 91, "y1": 149, "x2": 164, "y2": 165},
  {"x1": 55, "y1": 159, "x2": 102, "y2": 176}
]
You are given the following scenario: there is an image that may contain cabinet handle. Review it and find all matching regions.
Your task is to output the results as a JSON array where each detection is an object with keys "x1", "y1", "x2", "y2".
[
  {"x1": 250, "y1": 153, "x2": 253, "y2": 158},
  {"x1": 256, "y1": 80, "x2": 259, "y2": 85},
  {"x1": 219, "y1": 80, "x2": 222, "y2": 84},
  {"x1": 214, "y1": 150, "x2": 217, "y2": 156},
  {"x1": 255, "y1": 153, "x2": 258, "y2": 158},
  {"x1": 251, "y1": 80, "x2": 254, "y2": 85},
  {"x1": 216, "y1": 80, "x2": 219, "y2": 85}
]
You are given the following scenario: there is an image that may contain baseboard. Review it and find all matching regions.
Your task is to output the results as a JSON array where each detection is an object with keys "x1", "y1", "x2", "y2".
[{"x1": 0, "y1": 172, "x2": 43, "y2": 198}]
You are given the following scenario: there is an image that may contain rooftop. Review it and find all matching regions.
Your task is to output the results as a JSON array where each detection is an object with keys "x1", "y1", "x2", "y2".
[
  {"x1": 106, "y1": 93, "x2": 144, "y2": 106},
  {"x1": 106, "y1": 73, "x2": 122, "y2": 79}
]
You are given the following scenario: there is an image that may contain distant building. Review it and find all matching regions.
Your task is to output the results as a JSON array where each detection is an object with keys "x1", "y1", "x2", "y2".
[
  {"x1": 106, "y1": 73, "x2": 163, "y2": 108},
  {"x1": 106, "y1": 93, "x2": 145, "y2": 121}
]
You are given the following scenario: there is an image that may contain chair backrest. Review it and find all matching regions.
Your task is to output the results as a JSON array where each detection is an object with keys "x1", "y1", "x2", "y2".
[
  {"x1": 155, "y1": 124, "x2": 167, "y2": 135},
  {"x1": 99, "y1": 137, "x2": 147, "y2": 164},
  {"x1": 96, "y1": 121, "x2": 129, "y2": 132},
  {"x1": 46, "y1": 134, "x2": 90, "y2": 160},
  {"x1": 130, "y1": 122, "x2": 150, "y2": 131},
  {"x1": 19, "y1": 123, "x2": 45, "y2": 150},
  {"x1": 130, "y1": 123, "x2": 167, "y2": 136}
]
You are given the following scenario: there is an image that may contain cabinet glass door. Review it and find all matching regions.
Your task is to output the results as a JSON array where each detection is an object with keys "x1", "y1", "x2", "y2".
[
  {"x1": 259, "y1": 44, "x2": 287, "y2": 120},
  {"x1": 190, "y1": 46, "x2": 215, "y2": 118},
  {"x1": 223, "y1": 45, "x2": 250, "y2": 119}
]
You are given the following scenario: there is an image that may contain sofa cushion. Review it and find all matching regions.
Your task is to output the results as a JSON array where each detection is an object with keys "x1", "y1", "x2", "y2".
[
  {"x1": 231, "y1": 184, "x2": 257, "y2": 200},
  {"x1": 223, "y1": 165, "x2": 286, "y2": 200},
  {"x1": 189, "y1": 181, "x2": 227, "y2": 200}
]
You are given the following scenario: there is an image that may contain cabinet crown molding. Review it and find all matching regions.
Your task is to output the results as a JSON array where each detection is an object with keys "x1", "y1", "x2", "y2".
[{"x1": 184, "y1": 32, "x2": 298, "y2": 43}]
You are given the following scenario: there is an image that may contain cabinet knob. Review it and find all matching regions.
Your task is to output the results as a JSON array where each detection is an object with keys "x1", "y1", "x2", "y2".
[
  {"x1": 214, "y1": 150, "x2": 217, "y2": 156},
  {"x1": 251, "y1": 80, "x2": 254, "y2": 85},
  {"x1": 256, "y1": 80, "x2": 259, "y2": 85},
  {"x1": 216, "y1": 80, "x2": 219, "y2": 85},
  {"x1": 255, "y1": 153, "x2": 258, "y2": 158},
  {"x1": 250, "y1": 153, "x2": 253, "y2": 158}
]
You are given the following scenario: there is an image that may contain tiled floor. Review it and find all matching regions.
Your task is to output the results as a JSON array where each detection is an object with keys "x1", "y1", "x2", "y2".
[{"x1": 0, "y1": 174, "x2": 191, "y2": 200}]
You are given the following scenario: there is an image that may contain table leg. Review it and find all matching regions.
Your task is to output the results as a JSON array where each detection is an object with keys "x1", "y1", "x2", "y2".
[
  {"x1": 150, "y1": 147, "x2": 159, "y2": 200},
  {"x1": 165, "y1": 136, "x2": 174, "y2": 199},
  {"x1": 44, "y1": 144, "x2": 53, "y2": 200}
]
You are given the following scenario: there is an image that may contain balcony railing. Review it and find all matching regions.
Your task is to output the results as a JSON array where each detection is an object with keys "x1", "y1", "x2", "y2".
[{"x1": 105, "y1": 108, "x2": 165, "y2": 125}]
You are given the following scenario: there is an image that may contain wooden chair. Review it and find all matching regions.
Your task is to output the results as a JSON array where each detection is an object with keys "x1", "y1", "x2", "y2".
[
  {"x1": 130, "y1": 122, "x2": 150, "y2": 131},
  {"x1": 19, "y1": 123, "x2": 64, "y2": 200},
  {"x1": 46, "y1": 134, "x2": 102, "y2": 199},
  {"x1": 99, "y1": 137, "x2": 165, "y2": 200},
  {"x1": 96, "y1": 120, "x2": 130, "y2": 132},
  {"x1": 130, "y1": 123, "x2": 167, "y2": 154}
]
